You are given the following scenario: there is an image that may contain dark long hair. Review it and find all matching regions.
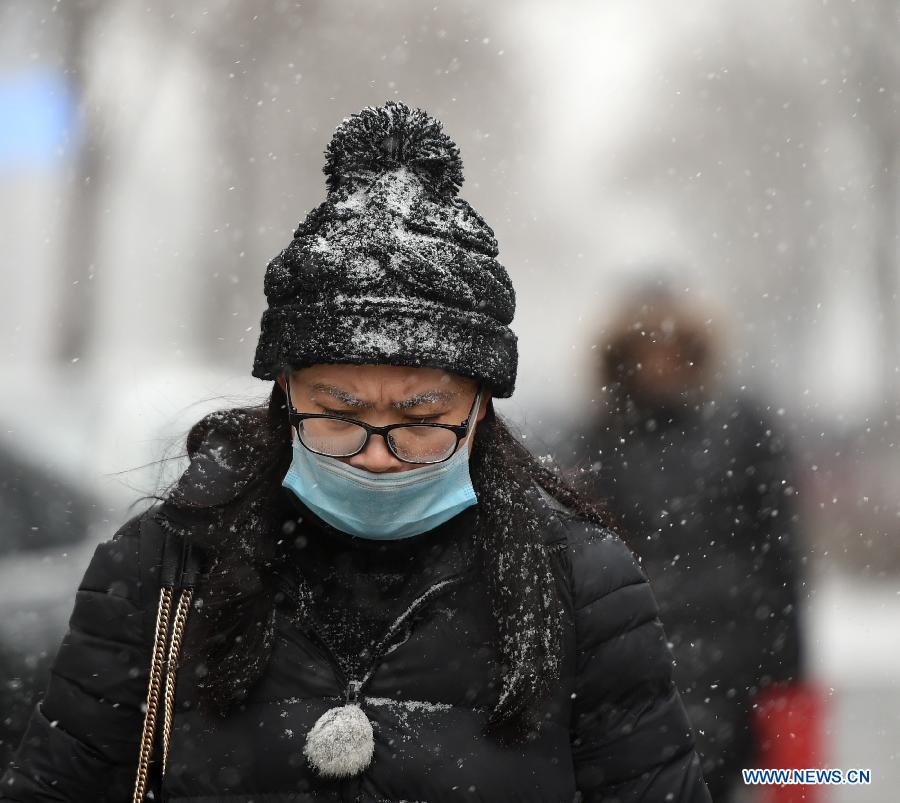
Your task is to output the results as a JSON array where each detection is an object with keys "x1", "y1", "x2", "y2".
[{"x1": 167, "y1": 379, "x2": 614, "y2": 737}]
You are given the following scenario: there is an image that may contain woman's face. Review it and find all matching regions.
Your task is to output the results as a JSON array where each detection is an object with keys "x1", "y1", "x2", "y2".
[{"x1": 277, "y1": 363, "x2": 491, "y2": 473}]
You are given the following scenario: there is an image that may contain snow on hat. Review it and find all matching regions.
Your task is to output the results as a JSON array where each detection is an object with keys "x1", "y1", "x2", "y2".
[{"x1": 251, "y1": 100, "x2": 519, "y2": 397}]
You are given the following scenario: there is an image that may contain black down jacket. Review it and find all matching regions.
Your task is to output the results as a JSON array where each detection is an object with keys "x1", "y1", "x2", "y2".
[
  {"x1": 1, "y1": 465, "x2": 711, "y2": 801},
  {"x1": 557, "y1": 391, "x2": 804, "y2": 799}
]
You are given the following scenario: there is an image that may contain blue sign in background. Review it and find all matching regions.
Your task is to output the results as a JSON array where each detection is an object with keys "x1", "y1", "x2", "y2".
[{"x1": 0, "y1": 70, "x2": 75, "y2": 170}]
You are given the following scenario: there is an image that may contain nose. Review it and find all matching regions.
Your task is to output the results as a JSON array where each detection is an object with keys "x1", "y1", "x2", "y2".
[{"x1": 345, "y1": 432, "x2": 412, "y2": 473}]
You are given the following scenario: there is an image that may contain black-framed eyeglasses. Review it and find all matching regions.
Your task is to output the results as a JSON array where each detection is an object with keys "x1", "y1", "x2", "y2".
[{"x1": 283, "y1": 376, "x2": 483, "y2": 465}]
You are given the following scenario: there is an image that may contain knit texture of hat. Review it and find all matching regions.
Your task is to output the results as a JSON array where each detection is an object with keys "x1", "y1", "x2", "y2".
[{"x1": 251, "y1": 100, "x2": 518, "y2": 397}]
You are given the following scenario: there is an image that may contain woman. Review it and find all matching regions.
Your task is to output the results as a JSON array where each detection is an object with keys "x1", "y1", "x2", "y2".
[{"x1": 1, "y1": 101, "x2": 711, "y2": 802}]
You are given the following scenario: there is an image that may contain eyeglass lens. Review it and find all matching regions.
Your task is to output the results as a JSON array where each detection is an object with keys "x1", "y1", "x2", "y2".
[{"x1": 297, "y1": 418, "x2": 460, "y2": 463}]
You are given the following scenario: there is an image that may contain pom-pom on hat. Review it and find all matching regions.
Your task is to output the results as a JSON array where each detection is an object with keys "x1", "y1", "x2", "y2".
[{"x1": 251, "y1": 100, "x2": 518, "y2": 397}]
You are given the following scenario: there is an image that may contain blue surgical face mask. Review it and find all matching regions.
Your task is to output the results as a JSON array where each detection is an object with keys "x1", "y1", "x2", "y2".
[{"x1": 281, "y1": 397, "x2": 480, "y2": 540}]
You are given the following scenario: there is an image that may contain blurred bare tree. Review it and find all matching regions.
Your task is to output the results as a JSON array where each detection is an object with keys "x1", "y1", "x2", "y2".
[{"x1": 56, "y1": 0, "x2": 108, "y2": 365}]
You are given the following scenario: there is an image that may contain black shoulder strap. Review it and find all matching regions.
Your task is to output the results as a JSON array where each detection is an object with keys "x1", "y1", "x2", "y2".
[{"x1": 138, "y1": 506, "x2": 204, "y2": 597}]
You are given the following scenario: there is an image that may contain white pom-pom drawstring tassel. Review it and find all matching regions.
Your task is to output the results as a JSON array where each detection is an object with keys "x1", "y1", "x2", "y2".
[{"x1": 304, "y1": 703, "x2": 375, "y2": 778}]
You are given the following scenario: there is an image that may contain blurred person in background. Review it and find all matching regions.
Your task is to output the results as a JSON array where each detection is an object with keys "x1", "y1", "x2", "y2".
[
  {"x1": 1, "y1": 103, "x2": 712, "y2": 802},
  {"x1": 556, "y1": 280, "x2": 817, "y2": 802}
]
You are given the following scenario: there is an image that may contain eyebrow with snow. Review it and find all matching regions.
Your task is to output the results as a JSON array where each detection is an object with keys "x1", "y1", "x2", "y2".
[{"x1": 309, "y1": 383, "x2": 461, "y2": 410}]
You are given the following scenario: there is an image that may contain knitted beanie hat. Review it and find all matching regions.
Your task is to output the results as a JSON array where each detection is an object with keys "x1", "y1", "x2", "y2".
[{"x1": 251, "y1": 100, "x2": 518, "y2": 398}]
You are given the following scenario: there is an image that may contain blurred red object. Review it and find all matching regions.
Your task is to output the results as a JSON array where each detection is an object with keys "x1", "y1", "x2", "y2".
[{"x1": 751, "y1": 682, "x2": 826, "y2": 803}]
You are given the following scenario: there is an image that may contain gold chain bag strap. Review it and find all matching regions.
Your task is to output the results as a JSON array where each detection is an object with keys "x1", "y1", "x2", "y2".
[{"x1": 132, "y1": 514, "x2": 200, "y2": 802}]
